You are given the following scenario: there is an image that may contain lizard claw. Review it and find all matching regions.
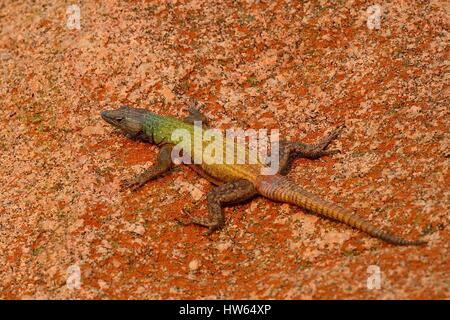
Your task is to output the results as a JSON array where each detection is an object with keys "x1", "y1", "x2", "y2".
[
  {"x1": 204, "y1": 226, "x2": 219, "y2": 239},
  {"x1": 176, "y1": 208, "x2": 195, "y2": 226},
  {"x1": 329, "y1": 124, "x2": 345, "y2": 139},
  {"x1": 315, "y1": 124, "x2": 345, "y2": 152},
  {"x1": 120, "y1": 177, "x2": 145, "y2": 192},
  {"x1": 325, "y1": 148, "x2": 341, "y2": 155},
  {"x1": 177, "y1": 208, "x2": 220, "y2": 238}
]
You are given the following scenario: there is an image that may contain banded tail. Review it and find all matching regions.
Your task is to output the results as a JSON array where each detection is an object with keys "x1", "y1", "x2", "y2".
[{"x1": 255, "y1": 175, "x2": 427, "y2": 246}]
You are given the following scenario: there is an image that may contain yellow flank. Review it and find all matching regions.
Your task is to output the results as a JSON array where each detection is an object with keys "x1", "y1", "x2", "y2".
[{"x1": 167, "y1": 120, "x2": 266, "y2": 183}]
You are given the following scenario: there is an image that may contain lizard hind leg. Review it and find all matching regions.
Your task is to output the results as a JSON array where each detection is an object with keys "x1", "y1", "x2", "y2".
[
  {"x1": 290, "y1": 124, "x2": 344, "y2": 159},
  {"x1": 179, "y1": 180, "x2": 257, "y2": 235},
  {"x1": 278, "y1": 124, "x2": 344, "y2": 175}
]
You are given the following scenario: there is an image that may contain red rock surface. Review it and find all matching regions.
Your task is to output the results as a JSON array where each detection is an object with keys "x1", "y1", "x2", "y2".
[{"x1": 0, "y1": 0, "x2": 448, "y2": 299}]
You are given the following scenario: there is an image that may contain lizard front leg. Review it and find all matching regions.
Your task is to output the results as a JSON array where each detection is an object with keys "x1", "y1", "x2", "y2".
[
  {"x1": 278, "y1": 124, "x2": 344, "y2": 175},
  {"x1": 122, "y1": 144, "x2": 174, "y2": 191},
  {"x1": 180, "y1": 179, "x2": 257, "y2": 235},
  {"x1": 184, "y1": 99, "x2": 209, "y2": 126}
]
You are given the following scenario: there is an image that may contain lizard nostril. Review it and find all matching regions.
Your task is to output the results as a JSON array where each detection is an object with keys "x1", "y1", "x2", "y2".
[{"x1": 100, "y1": 111, "x2": 108, "y2": 120}]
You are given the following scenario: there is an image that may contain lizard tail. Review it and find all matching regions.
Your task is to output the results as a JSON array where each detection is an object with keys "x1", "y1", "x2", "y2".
[{"x1": 255, "y1": 175, "x2": 427, "y2": 246}]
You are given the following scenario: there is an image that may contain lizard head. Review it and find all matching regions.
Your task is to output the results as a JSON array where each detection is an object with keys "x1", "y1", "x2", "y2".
[{"x1": 101, "y1": 106, "x2": 151, "y2": 140}]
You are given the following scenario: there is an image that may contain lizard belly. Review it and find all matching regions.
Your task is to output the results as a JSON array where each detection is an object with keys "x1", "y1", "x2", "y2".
[{"x1": 200, "y1": 163, "x2": 261, "y2": 183}]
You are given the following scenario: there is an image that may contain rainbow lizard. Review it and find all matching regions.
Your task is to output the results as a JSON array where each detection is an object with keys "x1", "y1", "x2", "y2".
[{"x1": 101, "y1": 104, "x2": 426, "y2": 245}]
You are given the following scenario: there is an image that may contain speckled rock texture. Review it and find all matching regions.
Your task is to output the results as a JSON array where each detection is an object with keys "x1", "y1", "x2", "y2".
[{"x1": 0, "y1": 0, "x2": 448, "y2": 299}]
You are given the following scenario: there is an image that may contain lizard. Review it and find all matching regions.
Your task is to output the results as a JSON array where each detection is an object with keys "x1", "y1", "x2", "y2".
[{"x1": 100, "y1": 104, "x2": 427, "y2": 246}]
